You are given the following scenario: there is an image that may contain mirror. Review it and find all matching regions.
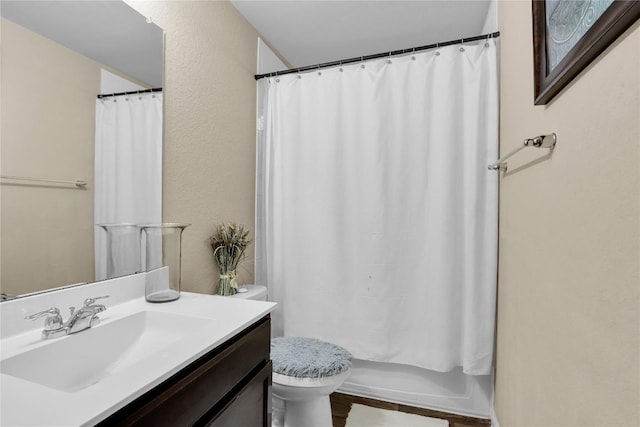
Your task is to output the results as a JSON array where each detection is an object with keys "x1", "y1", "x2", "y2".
[{"x1": 0, "y1": 1, "x2": 164, "y2": 300}]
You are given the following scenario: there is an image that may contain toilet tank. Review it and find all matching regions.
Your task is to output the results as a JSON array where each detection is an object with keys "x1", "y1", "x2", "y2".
[{"x1": 230, "y1": 285, "x2": 268, "y2": 301}]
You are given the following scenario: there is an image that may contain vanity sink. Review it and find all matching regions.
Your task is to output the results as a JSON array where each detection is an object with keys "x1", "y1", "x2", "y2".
[
  {"x1": 1, "y1": 310, "x2": 211, "y2": 393},
  {"x1": 1, "y1": 283, "x2": 276, "y2": 427}
]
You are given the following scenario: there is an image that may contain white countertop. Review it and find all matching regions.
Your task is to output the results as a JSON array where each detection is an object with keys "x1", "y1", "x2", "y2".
[{"x1": 0, "y1": 283, "x2": 276, "y2": 427}]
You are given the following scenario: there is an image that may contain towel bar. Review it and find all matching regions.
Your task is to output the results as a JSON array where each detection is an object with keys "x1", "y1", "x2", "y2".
[
  {"x1": 0, "y1": 175, "x2": 87, "y2": 188},
  {"x1": 489, "y1": 133, "x2": 556, "y2": 172}
]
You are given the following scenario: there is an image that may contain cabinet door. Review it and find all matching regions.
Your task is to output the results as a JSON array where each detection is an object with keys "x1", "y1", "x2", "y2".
[{"x1": 204, "y1": 362, "x2": 272, "y2": 427}]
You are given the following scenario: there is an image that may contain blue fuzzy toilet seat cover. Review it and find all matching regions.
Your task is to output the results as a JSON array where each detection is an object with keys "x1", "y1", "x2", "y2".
[{"x1": 271, "y1": 337, "x2": 352, "y2": 378}]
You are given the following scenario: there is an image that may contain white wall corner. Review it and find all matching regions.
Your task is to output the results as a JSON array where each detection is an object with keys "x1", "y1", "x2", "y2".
[
  {"x1": 100, "y1": 69, "x2": 146, "y2": 94},
  {"x1": 490, "y1": 404, "x2": 501, "y2": 427},
  {"x1": 481, "y1": 0, "x2": 498, "y2": 34},
  {"x1": 490, "y1": 368, "x2": 501, "y2": 427},
  {"x1": 257, "y1": 37, "x2": 287, "y2": 75}
]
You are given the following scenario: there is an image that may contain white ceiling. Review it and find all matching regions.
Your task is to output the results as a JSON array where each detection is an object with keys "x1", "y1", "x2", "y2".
[
  {"x1": 2, "y1": 1, "x2": 495, "y2": 83},
  {"x1": 231, "y1": 0, "x2": 495, "y2": 68},
  {"x1": 1, "y1": 1, "x2": 163, "y2": 88}
]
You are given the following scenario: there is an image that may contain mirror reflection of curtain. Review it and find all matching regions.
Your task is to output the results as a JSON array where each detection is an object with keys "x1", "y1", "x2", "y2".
[
  {"x1": 255, "y1": 38, "x2": 288, "y2": 288},
  {"x1": 94, "y1": 92, "x2": 163, "y2": 280}
]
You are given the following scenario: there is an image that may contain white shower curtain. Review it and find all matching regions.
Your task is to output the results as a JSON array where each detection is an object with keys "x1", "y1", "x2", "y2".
[
  {"x1": 257, "y1": 42, "x2": 498, "y2": 375},
  {"x1": 94, "y1": 92, "x2": 163, "y2": 281}
]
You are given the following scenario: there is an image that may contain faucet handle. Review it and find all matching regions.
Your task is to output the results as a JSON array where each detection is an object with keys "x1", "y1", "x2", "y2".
[
  {"x1": 25, "y1": 307, "x2": 60, "y2": 320},
  {"x1": 25, "y1": 307, "x2": 63, "y2": 331},
  {"x1": 83, "y1": 295, "x2": 110, "y2": 307}
]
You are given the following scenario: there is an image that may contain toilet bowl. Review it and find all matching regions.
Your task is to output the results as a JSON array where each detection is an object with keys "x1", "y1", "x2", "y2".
[{"x1": 271, "y1": 369, "x2": 351, "y2": 427}]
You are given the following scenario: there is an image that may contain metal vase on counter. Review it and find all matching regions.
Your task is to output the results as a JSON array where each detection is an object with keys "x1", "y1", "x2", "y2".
[{"x1": 140, "y1": 223, "x2": 190, "y2": 303}]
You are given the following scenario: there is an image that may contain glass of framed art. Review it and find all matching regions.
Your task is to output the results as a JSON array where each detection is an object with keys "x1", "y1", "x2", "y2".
[{"x1": 532, "y1": 0, "x2": 640, "y2": 105}]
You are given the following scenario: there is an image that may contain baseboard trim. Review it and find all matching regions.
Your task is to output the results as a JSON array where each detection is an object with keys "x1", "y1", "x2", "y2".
[
  {"x1": 490, "y1": 403, "x2": 501, "y2": 427},
  {"x1": 490, "y1": 368, "x2": 500, "y2": 427}
]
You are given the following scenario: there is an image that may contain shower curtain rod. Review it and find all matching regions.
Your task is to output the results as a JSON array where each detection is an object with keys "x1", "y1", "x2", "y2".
[
  {"x1": 97, "y1": 88, "x2": 162, "y2": 99},
  {"x1": 255, "y1": 31, "x2": 500, "y2": 80}
]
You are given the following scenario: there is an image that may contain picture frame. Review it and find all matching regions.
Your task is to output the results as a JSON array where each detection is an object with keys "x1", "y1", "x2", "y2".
[{"x1": 532, "y1": 0, "x2": 640, "y2": 105}]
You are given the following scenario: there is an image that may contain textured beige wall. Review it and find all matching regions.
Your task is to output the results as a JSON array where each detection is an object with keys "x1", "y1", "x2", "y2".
[
  {"x1": 126, "y1": 1, "x2": 259, "y2": 294},
  {"x1": 0, "y1": 18, "x2": 97, "y2": 295},
  {"x1": 495, "y1": 2, "x2": 639, "y2": 426}
]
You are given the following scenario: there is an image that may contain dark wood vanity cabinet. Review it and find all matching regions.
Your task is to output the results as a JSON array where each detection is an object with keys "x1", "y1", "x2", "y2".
[{"x1": 98, "y1": 315, "x2": 271, "y2": 427}]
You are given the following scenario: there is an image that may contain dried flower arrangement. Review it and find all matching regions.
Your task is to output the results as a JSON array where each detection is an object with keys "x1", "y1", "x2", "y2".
[{"x1": 209, "y1": 222, "x2": 251, "y2": 296}]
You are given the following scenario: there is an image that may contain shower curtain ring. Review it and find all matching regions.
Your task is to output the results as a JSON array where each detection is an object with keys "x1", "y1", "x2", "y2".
[
  {"x1": 435, "y1": 43, "x2": 440, "y2": 56},
  {"x1": 411, "y1": 47, "x2": 416, "y2": 61},
  {"x1": 460, "y1": 39, "x2": 465, "y2": 52},
  {"x1": 339, "y1": 60, "x2": 344, "y2": 72},
  {"x1": 361, "y1": 56, "x2": 365, "y2": 69},
  {"x1": 485, "y1": 35, "x2": 490, "y2": 48}
]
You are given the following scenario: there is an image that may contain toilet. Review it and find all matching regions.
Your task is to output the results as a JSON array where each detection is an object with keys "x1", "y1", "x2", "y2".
[
  {"x1": 270, "y1": 337, "x2": 352, "y2": 427},
  {"x1": 232, "y1": 286, "x2": 352, "y2": 427}
]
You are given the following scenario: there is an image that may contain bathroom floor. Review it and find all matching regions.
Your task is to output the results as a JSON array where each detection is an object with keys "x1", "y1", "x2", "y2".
[{"x1": 330, "y1": 393, "x2": 491, "y2": 427}]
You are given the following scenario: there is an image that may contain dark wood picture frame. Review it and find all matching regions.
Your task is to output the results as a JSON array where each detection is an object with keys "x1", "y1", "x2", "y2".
[{"x1": 533, "y1": 0, "x2": 640, "y2": 105}]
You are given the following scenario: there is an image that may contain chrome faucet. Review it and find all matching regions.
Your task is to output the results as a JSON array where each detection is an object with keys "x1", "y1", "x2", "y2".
[
  {"x1": 25, "y1": 295, "x2": 109, "y2": 340},
  {"x1": 66, "y1": 296, "x2": 108, "y2": 334}
]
